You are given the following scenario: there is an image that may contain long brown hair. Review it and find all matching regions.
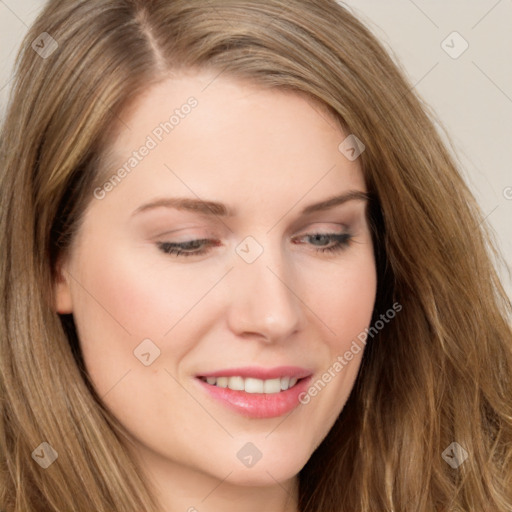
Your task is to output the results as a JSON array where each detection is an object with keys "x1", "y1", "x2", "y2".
[{"x1": 1, "y1": 1, "x2": 511, "y2": 510}]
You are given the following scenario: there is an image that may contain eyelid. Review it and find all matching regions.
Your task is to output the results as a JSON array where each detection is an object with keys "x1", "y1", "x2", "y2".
[
  {"x1": 153, "y1": 220, "x2": 352, "y2": 242},
  {"x1": 153, "y1": 226, "x2": 216, "y2": 240},
  {"x1": 291, "y1": 222, "x2": 351, "y2": 238}
]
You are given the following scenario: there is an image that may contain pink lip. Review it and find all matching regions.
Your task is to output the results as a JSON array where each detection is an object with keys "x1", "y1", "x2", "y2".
[
  {"x1": 194, "y1": 366, "x2": 313, "y2": 419},
  {"x1": 197, "y1": 365, "x2": 312, "y2": 380}
]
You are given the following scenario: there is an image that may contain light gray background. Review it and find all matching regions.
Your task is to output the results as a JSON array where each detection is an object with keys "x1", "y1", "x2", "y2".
[{"x1": 1, "y1": 0, "x2": 511, "y2": 298}]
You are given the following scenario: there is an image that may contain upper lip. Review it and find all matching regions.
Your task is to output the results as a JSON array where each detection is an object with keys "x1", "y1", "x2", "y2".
[{"x1": 197, "y1": 366, "x2": 313, "y2": 380}]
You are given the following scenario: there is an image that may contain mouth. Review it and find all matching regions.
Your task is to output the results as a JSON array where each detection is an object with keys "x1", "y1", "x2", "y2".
[
  {"x1": 197, "y1": 375, "x2": 303, "y2": 393},
  {"x1": 195, "y1": 366, "x2": 313, "y2": 419}
]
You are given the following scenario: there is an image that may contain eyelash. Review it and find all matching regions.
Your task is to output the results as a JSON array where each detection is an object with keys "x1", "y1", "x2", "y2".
[{"x1": 157, "y1": 233, "x2": 353, "y2": 258}]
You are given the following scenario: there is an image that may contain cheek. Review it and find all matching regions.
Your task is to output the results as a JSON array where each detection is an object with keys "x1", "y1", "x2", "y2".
[
  {"x1": 305, "y1": 250, "x2": 377, "y2": 344},
  {"x1": 297, "y1": 250, "x2": 376, "y2": 429},
  {"x1": 67, "y1": 242, "x2": 212, "y2": 392}
]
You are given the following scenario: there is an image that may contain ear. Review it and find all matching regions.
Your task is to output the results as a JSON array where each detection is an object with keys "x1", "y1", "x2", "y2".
[{"x1": 53, "y1": 255, "x2": 74, "y2": 314}]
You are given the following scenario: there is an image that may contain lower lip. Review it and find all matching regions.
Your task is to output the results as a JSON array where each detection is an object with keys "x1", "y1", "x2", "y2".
[{"x1": 195, "y1": 377, "x2": 312, "y2": 419}]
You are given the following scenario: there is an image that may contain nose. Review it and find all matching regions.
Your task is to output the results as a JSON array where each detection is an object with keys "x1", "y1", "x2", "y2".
[{"x1": 226, "y1": 243, "x2": 305, "y2": 343}]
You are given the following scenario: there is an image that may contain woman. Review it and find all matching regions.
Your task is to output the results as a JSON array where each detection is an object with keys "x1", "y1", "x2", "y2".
[{"x1": 1, "y1": 1, "x2": 511, "y2": 511}]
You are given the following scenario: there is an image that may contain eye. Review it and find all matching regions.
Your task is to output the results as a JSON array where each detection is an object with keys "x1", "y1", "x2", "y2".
[
  {"x1": 157, "y1": 238, "x2": 217, "y2": 257},
  {"x1": 292, "y1": 232, "x2": 353, "y2": 254},
  {"x1": 157, "y1": 232, "x2": 353, "y2": 258}
]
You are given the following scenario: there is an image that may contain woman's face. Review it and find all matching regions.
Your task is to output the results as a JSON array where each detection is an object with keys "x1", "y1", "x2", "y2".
[{"x1": 55, "y1": 70, "x2": 377, "y2": 491}]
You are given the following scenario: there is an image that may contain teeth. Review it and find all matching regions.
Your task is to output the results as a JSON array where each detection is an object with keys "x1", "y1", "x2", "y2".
[
  {"x1": 263, "y1": 378, "x2": 281, "y2": 394},
  {"x1": 245, "y1": 378, "x2": 264, "y2": 393},
  {"x1": 228, "y1": 376, "x2": 245, "y2": 391},
  {"x1": 202, "y1": 376, "x2": 300, "y2": 393},
  {"x1": 216, "y1": 377, "x2": 228, "y2": 388}
]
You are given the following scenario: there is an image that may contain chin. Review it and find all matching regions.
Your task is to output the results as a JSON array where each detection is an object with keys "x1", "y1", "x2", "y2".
[
  {"x1": 223, "y1": 464, "x2": 301, "y2": 487},
  {"x1": 209, "y1": 447, "x2": 312, "y2": 487}
]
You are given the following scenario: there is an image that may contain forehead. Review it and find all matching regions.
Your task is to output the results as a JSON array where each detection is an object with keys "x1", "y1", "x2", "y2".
[{"x1": 92, "y1": 70, "x2": 365, "y2": 216}]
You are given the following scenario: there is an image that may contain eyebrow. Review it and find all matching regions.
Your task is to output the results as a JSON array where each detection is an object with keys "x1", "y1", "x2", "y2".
[{"x1": 131, "y1": 190, "x2": 370, "y2": 218}]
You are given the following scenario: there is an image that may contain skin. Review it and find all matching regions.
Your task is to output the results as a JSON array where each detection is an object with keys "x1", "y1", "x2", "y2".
[{"x1": 54, "y1": 70, "x2": 377, "y2": 512}]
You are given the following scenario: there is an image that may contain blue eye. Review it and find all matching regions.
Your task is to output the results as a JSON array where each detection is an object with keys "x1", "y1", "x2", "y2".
[
  {"x1": 157, "y1": 233, "x2": 352, "y2": 258},
  {"x1": 297, "y1": 233, "x2": 353, "y2": 253}
]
